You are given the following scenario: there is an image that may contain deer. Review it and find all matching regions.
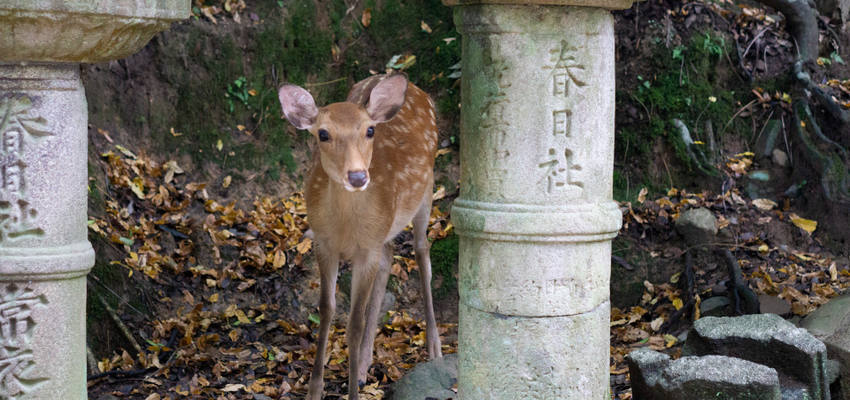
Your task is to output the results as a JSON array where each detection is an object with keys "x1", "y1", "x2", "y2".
[{"x1": 277, "y1": 73, "x2": 443, "y2": 400}]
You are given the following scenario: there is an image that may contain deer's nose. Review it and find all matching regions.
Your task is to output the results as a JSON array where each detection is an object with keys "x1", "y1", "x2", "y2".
[{"x1": 348, "y1": 170, "x2": 368, "y2": 188}]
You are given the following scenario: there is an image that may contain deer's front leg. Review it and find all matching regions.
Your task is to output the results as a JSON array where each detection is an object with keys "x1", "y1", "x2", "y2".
[
  {"x1": 413, "y1": 190, "x2": 442, "y2": 359},
  {"x1": 357, "y1": 243, "x2": 392, "y2": 381},
  {"x1": 347, "y1": 249, "x2": 381, "y2": 400},
  {"x1": 307, "y1": 243, "x2": 339, "y2": 400}
]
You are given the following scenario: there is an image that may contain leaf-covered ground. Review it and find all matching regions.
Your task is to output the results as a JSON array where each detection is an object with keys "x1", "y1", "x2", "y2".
[
  {"x1": 84, "y1": 0, "x2": 850, "y2": 399},
  {"x1": 87, "y1": 143, "x2": 456, "y2": 399}
]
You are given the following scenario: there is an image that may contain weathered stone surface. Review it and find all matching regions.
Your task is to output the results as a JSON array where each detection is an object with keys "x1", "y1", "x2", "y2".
[
  {"x1": 0, "y1": 64, "x2": 91, "y2": 400},
  {"x1": 0, "y1": 1, "x2": 189, "y2": 63},
  {"x1": 389, "y1": 354, "x2": 458, "y2": 400},
  {"x1": 699, "y1": 296, "x2": 730, "y2": 317},
  {"x1": 628, "y1": 348, "x2": 781, "y2": 400},
  {"x1": 0, "y1": 2, "x2": 189, "y2": 399},
  {"x1": 800, "y1": 294, "x2": 850, "y2": 400},
  {"x1": 675, "y1": 208, "x2": 717, "y2": 246},
  {"x1": 448, "y1": 3, "x2": 620, "y2": 399},
  {"x1": 684, "y1": 314, "x2": 830, "y2": 400},
  {"x1": 459, "y1": 302, "x2": 610, "y2": 399}
]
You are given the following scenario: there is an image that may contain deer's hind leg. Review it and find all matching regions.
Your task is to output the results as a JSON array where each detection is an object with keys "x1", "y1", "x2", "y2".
[{"x1": 413, "y1": 188, "x2": 442, "y2": 359}]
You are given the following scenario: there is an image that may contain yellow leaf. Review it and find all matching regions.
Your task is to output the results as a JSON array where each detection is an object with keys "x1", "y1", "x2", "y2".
[
  {"x1": 273, "y1": 250, "x2": 286, "y2": 269},
  {"x1": 637, "y1": 187, "x2": 648, "y2": 204},
  {"x1": 126, "y1": 176, "x2": 145, "y2": 199},
  {"x1": 758, "y1": 243, "x2": 769, "y2": 253},
  {"x1": 361, "y1": 8, "x2": 372, "y2": 27},
  {"x1": 170, "y1": 127, "x2": 182, "y2": 137},
  {"x1": 693, "y1": 140, "x2": 705, "y2": 145},
  {"x1": 663, "y1": 333, "x2": 678, "y2": 348},
  {"x1": 707, "y1": 96, "x2": 717, "y2": 103},
  {"x1": 420, "y1": 20, "x2": 433, "y2": 34},
  {"x1": 672, "y1": 297, "x2": 683, "y2": 310},
  {"x1": 296, "y1": 238, "x2": 312, "y2": 254},
  {"x1": 222, "y1": 175, "x2": 232, "y2": 188},
  {"x1": 435, "y1": 148, "x2": 451, "y2": 158},
  {"x1": 752, "y1": 198, "x2": 777, "y2": 211},
  {"x1": 237, "y1": 124, "x2": 246, "y2": 131},
  {"x1": 216, "y1": 139, "x2": 223, "y2": 151},
  {"x1": 789, "y1": 213, "x2": 817, "y2": 234},
  {"x1": 248, "y1": 89, "x2": 257, "y2": 96},
  {"x1": 209, "y1": 293, "x2": 219, "y2": 303},
  {"x1": 115, "y1": 144, "x2": 137, "y2": 159},
  {"x1": 222, "y1": 383, "x2": 244, "y2": 392}
]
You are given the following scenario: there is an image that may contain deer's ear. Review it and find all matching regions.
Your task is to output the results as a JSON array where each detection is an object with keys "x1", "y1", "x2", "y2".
[
  {"x1": 278, "y1": 85, "x2": 318, "y2": 130},
  {"x1": 366, "y1": 75, "x2": 408, "y2": 123}
]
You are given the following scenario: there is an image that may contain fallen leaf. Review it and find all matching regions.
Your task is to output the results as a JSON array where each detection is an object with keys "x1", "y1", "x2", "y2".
[
  {"x1": 752, "y1": 198, "x2": 777, "y2": 211},
  {"x1": 637, "y1": 187, "x2": 648, "y2": 204},
  {"x1": 361, "y1": 8, "x2": 372, "y2": 27},
  {"x1": 420, "y1": 20, "x2": 432, "y2": 34},
  {"x1": 789, "y1": 213, "x2": 817, "y2": 234}
]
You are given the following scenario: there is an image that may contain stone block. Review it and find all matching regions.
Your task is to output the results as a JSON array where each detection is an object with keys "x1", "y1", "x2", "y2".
[
  {"x1": 674, "y1": 208, "x2": 717, "y2": 246},
  {"x1": 684, "y1": 314, "x2": 830, "y2": 399},
  {"x1": 389, "y1": 354, "x2": 458, "y2": 400},
  {"x1": 627, "y1": 348, "x2": 781, "y2": 400},
  {"x1": 800, "y1": 294, "x2": 850, "y2": 400}
]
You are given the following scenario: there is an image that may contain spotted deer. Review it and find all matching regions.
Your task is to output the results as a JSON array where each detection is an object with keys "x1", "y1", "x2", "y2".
[{"x1": 277, "y1": 74, "x2": 442, "y2": 400}]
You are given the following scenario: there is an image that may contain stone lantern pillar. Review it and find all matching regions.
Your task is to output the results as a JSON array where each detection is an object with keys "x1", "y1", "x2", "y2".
[
  {"x1": 0, "y1": 2, "x2": 188, "y2": 398},
  {"x1": 443, "y1": 1, "x2": 632, "y2": 398}
]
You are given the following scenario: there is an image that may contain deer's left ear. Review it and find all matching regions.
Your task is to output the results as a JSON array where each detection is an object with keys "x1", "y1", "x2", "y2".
[{"x1": 366, "y1": 74, "x2": 408, "y2": 123}]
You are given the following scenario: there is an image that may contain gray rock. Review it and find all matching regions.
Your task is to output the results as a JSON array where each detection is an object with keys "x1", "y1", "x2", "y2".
[
  {"x1": 700, "y1": 296, "x2": 731, "y2": 317},
  {"x1": 800, "y1": 294, "x2": 850, "y2": 400},
  {"x1": 684, "y1": 314, "x2": 830, "y2": 400},
  {"x1": 772, "y1": 148, "x2": 789, "y2": 167},
  {"x1": 675, "y1": 208, "x2": 718, "y2": 246},
  {"x1": 389, "y1": 354, "x2": 458, "y2": 400},
  {"x1": 759, "y1": 294, "x2": 791, "y2": 316},
  {"x1": 756, "y1": 119, "x2": 781, "y2": 159},
  {"x1": 627, "y1": 348, "x2": 780, "y2": 400}
]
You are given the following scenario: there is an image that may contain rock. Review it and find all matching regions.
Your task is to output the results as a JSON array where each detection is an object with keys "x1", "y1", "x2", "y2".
[
  {"x1": 758, "y1": 294, "x2": 791, "y2": 316},
  {"x1": 684, "y1": 314, "x2": 830, "y2": 400},
  {"x1": 756, "y1": 119, "x2": 781, "y2": 159},
  {"x1": 746, "y1": 170, "x2": 773, "y2": 200},
  {"x1": 699, "y1": 296, "x2": 730, "y2": 317},
  {"x1": 800, "y1": 294, "x2": 850, "y2": 400},
  {"x1": 388, "y1": 354, "x2": 458, "y2": 400},
  {"x1": 772, "y1": 148, "x2": 788, "y2": 167},
  {"x1": 627, "y1": 348, "x2": 780, "y2": 400},
  {"x1": 675, "y1": 208, "x2": 718, "y2": 246}
]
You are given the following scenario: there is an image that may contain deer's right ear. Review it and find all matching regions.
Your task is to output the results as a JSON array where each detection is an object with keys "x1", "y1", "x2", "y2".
[{"x1": 278, "y1": 85, "x2": 318, "y2": 130}]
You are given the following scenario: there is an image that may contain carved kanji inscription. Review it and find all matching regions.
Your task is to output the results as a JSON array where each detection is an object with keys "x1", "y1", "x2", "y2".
[
  {"x1": 0, "y1": 284, "x2": 48, "y2": 397},
  {"x1": 0, "y1": 96, "x2": 53, "y2": 243},
  {"x1": 478, "y1": 46, "x2": 512, "y2": 198},
  {"x1": 545, "y1": 40, "x2": 586, "y2": 97}
]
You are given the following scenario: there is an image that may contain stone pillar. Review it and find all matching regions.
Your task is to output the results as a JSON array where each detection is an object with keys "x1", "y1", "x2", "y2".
[
  {"x1": 444, "y1": 2, "x2": 631, "y2": 398},
  {"x1": 0, "y1": 2, "x2": 188, "y2": 398}
]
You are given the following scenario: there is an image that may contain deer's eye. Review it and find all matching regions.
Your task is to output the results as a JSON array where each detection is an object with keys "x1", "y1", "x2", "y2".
[
  {"x1": 318, "y1": 129, "x2": 330, "y2": 142},
  {"x1": 366, "y1": 126, "x2": 375, "y2": 139}
]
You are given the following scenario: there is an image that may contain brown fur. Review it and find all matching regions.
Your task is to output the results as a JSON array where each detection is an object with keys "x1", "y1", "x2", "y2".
[{"x1": 280, "y1": 74, "x2": 441, "y2": 400}]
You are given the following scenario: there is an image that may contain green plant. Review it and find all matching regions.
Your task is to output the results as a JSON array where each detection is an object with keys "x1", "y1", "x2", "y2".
[{"x1": 225, "y1": 76, "x2": 250, "y2": 113}]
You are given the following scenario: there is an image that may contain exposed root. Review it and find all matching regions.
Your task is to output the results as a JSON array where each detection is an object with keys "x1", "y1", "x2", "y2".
[{"x1": 792, "y1": 100, "x2": 850, "y2": 203}]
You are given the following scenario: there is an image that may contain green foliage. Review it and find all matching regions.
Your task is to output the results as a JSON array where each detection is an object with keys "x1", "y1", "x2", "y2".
[
  {"x1": 361, "y1": 0, "x2": 462, "y2": 138},
  {"x1": 430, "y1": 233, "x2": 459, "y2": 298},
  {"x1": 618, "y1": 31, "x2": 744, "y2": 173}
]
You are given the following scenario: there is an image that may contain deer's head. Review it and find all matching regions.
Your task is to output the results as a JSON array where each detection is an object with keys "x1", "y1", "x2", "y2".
[{"x1": 278, "y1": 75, "x2": 408, "y2": 192}]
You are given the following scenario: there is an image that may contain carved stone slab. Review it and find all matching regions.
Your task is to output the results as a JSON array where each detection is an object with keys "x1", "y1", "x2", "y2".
[{"x1": 0, "y1": 0, "x2": 189, "y2": 63}]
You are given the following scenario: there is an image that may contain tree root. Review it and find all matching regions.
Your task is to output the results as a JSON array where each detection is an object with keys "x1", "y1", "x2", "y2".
[{"x1": 793, "y1": 100, "x2": 850, "y2": 203}]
